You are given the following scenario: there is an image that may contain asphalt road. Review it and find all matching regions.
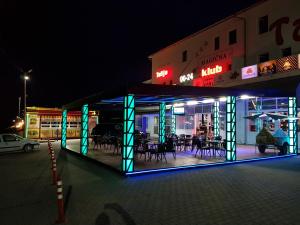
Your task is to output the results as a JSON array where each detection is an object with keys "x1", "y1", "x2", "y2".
[{"x1": 1, "y1": 142, "x2": 300, "y2": 225}]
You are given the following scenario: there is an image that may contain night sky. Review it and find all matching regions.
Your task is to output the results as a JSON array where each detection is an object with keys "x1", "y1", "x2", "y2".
[{"x1": 0, "y1": 0, "x2": 257, "y2": 130}]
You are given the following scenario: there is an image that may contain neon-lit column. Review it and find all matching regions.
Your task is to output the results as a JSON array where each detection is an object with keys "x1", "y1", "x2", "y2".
[
  {"x1": 61, "y1": 109, "x2": 67, "y2": 149},
  {"x1": 171, "y1": 106, "x2": 176, "y2": 135},
  {"x1": 80, "y1": 104, "x2": 89, "y2": 155},
  {"x1": 288, "y1": 97, "x2": 297, "y2": 154},
  {"x1": 213, "y1": 101, "x2": 220, "y2": 137},
  {"x1": 226, "y1": 96, "x2": 236, "y2": 161},
  {"x1": 122, "y1": 94, "x2": 135, "y2": 173},
  {"x1": 159, "y1": 102, "x2": 166, "y2": 143}
]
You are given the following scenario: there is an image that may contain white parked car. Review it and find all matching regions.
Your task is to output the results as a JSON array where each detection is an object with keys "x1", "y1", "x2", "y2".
[{"x1": 0, "y1": 134, "x2": 40, "y2": 153}]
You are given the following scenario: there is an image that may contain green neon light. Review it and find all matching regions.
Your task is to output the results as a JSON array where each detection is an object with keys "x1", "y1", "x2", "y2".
[
  {"x1": 213, "y1": 101, "x2": 220, "y2": 137},
  {"x1": 122, "y1": 94, "x2": 135, "y2": 173},
  {"x1": 171, "y1": 106, "x2": 176, "y2": 135},
  {"x1": 288, "y1": 97, "x2": 297, "y2": 154},
  {"x1": 61, "y1": 110, "x2": 67, "y2": 148},
  {"x1": 159, "y1": 102, "x2": 166, "y2": 143},
  {"x1": 226, "y1": 96, "x2": 236, "y2": 161},
  {"x1": 80, "y1": 104, "x2": 89, "y2": 155}
]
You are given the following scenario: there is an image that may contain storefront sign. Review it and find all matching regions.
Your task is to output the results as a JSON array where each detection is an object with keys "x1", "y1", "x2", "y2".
[
  {"x1": 242, "y1": 65, "x2": 258, "y2": 79},
  {"x1": 269, "y1": 17, "x2": 300, "y2": 45},
  {"x1": 201, "y1": 65, "x2": 223, "y2": 77},
  {"x1": 173, "y1": 107, "x2": 185, "y2": 115},
  {"x1": 200, "y1": 53, "x2": 227, "y2": 66},
  {"x1": 156, "y1": 69, "x2": 169, "y2": 78},
  {"x1": 258, "y1": 60, "x2": 276, "y2": 76},
  {"x1": 276, "y1": 55, "x2": 298, "y2": 73},
  {"x1": 179, "y1": 73, "x2": 194, "y2": 83}
]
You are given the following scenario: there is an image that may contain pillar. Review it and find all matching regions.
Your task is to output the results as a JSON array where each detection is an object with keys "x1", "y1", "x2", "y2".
[
  {"x1": 288, "y1": 97, "x2": 298, "y2": 154},
  {"x1": 226, "y1": 96, "x2": 236, "y2": 161},
  {"x1": 213, "y1": 101, "x2": 220, "y2": 138},
  {"x1": 80, "y1": 104, "x2": 89, "y2": 155},
  {"x1": 122, "y1": 94, "x2": 135, "y2": 173},
  {"x1": 159, "y1": 102, "x2": 166, "y2": 143},
  {"x1": 171, "y1": 106, "x2": 176, "y2": 135},
  {"x1": 61, "y1": 109, "x2": 67, "y2": 149}
]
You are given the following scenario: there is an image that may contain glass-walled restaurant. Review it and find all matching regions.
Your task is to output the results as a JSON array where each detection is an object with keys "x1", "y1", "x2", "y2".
[{"x1": 62, "y1": 84, "x2": 298, "y2": 175}]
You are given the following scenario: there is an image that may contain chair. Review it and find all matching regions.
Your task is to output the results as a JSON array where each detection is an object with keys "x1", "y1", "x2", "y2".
[
  {"x1": 215, "y1": 139, "x2": 226, "y2": 158},
  {"x1": 195, "y1": 139, "x2": 211, "y2": 158},
  {"x1": 184, "y1": 138, "x2": 192, "y2": 151},
  {"x1": 136, "y1": 143, "x2": 149, "y2": 161},
  {"x1": 165, "y1": 139, "x2": 176, "y2": 159},
  {"x1": 156, "y1": 144, "x2": 167, "y2": 163}
]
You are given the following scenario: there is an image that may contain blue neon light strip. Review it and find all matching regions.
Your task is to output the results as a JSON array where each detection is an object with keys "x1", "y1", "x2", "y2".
[
  {"x1": 80, "y1": 104, "x2": 89, "y2": 155},
  {"x1": 126, "y1": 154, "x2": 296, "y2": 175},
  {"x1": 122, "y1": 94, "x2": 135, "y2": 173},
  {"x1": 159, "y1": 102, "x2": 166, "y2": 143},
  {"x1": 61, "y1": 109, "x2": 67, "y2": 148},
  {"x1": 226, "y1": 96, "x2": 236, "y2": 161},
  {"x1": 288, "y1": 97, "x2": 297, "y2": 154}
]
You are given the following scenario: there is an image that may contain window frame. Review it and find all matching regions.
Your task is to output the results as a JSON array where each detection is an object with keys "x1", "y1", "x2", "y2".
[
  {"x1": 258, "y1": 15, "x2": 268, "y2": 34},
  {"x1": 229, "y1": 29, "x2": 237, "y2": 45}
]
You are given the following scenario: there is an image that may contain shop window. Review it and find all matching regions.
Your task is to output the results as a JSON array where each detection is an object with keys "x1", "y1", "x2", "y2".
[
  {"x1": 177, "y1": 116, "x2": 185, "y2": 129},
  {"x1": 51, "y1": 121, "x2": 60, "y2": 128},
  {"x1": 259, "y1": 53, "x2": 269, "y2": 63},
  {"x1": 258, "y1": 15, "x2": 268, "y2": 34},
  {"x1": 229, "y1": 29, "x2": 237, "y2": 45},
  {"x1": 277, "y1": 98, "x2": 288, "y2": 109},
  {"x1": 69, "y1": 122, "x2": 78, "y2": 128},
  {"x1": 282, "y1": 47, "x2": 291, "y2": 57},
  {"x1": 41, "y1": 121, "x2": 50, "y2": 128},
  {"x1": 262, "y1": 99, "x2": 276, "y2": 110},
  {"x1": 154, "y1": 116, "x2": 159, "y2": 134},
  {"x1": 214, "y1": 36, "x2": 220, "y2": 50},
  {"x1": 182, "y1": 50, "x2": 187, "y2": 62}
]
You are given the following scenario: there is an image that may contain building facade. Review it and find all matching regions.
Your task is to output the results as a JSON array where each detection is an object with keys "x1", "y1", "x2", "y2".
[
  {"x1": 146, "y1": 0, "x2": 300, "y2": 146},
  {"x1": 26, "y1": 107, "x2": 98, "y2": 139},
  {"x1": 150, "y1": 0, "x2": 300, "y2": 88}
]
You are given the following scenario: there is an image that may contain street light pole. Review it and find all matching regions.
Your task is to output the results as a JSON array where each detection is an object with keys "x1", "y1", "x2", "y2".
[{"x1": 23, "y1": 70, "x2": 31, "y2": 138}]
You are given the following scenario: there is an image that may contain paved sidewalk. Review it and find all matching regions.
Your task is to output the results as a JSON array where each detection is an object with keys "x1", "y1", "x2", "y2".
[{"x1": 1, "y1": 142, "x2": 300, "y2": 225}]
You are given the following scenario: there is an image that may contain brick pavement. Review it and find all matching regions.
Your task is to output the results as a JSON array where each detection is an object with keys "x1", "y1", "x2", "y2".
[{"x1": 1, "y1": 141, "x2": 300, "y2": 225}]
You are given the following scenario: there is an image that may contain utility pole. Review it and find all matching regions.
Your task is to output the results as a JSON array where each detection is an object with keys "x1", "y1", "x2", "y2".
[
  {"x1": 18, "y1": 97, "x2": 21, "y2": 117},
  {"x1": 23, "y1": 69, "x2": 32, "y2": 138}
]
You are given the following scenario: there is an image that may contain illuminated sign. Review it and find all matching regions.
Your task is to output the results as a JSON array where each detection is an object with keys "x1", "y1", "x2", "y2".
[
  {"x1": 201, "y1": 65, "x2": 222, "y2": 77},
  {"x1": 242, "y1": 65, "x2": 258, "y2": 79},
  {"x1": 156, "y1": 70, "x2": 169, "y2": 78},
  {"x1": 277, "y1": 55, "x2": 298, "y2": 73},
  {"x1": 173, "y1": 107, "x2": 185, "y2": 115},
  {"x1": 258, "y1": 60, "x2": 276, "y2": 76},
  {"x1": 179, "y1": 73, "x2": 194, "y2": 83}
]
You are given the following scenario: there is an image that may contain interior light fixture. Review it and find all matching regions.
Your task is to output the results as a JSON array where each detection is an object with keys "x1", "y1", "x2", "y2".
[
  {"x1": 201, "y1": 99, "x2": 215, "y2": 104},
  {"x1": 187, "y1": 101, "x2": 198, "y2": 105},
  {"x1": 219, "y1": 97, "x2": 227, "y2": 102},
  {"x1": 173, "y1": 103, "x2": 185, "y2": 107},
  {"x1": 240, "y1": 95, "x2": 256, "y2": 100}
]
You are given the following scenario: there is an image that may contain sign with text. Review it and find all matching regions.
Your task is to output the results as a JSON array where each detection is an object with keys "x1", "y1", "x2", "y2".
[
  {"x1": 173, "y1": 107, "x2": 185, "y2": 115},
  {"x1": 155, "y1": 68, "x2": 172, "y2": 78},
  {"x1": 179, "y1": 73, "x2": 194, "y2": 83},
  {"x1": 242, "y1": 65, "x2": 258, "y2": 79}
]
